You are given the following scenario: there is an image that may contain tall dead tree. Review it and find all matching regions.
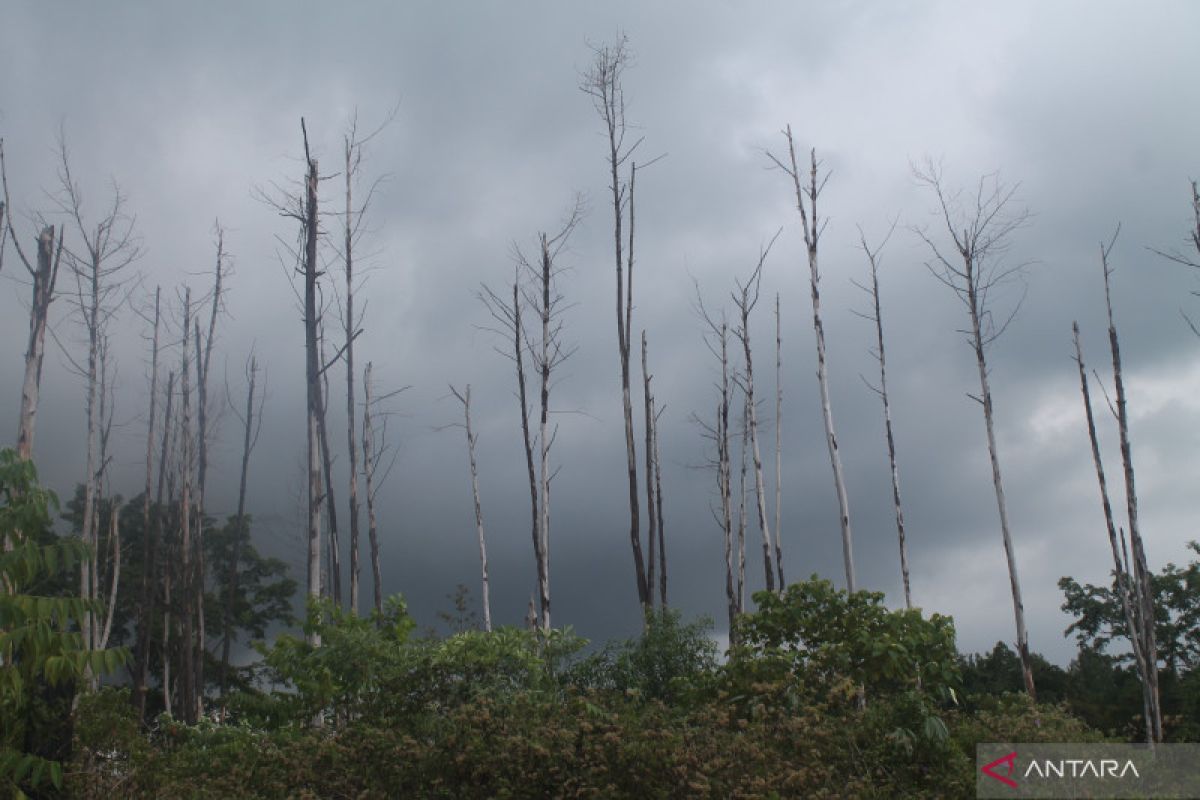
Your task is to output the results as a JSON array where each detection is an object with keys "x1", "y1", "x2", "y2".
[
  {"x1": 481, "y1": 206, "x2": 580, "y2": 630},
  {"x1": 1097, "y1": 233, "x2": 1162, "y2": 742},
  {"x1": 449, "y1": 384, "x2": 492, "y2": 632},
  {"x1": 301, "y1": 120, "x2": 324, "y2": 641},
  {"x1": 177, "y1": 287, "x2": 197, "y2": 721},
  {"x1": 642, "y1": 331, "x2": 658, "y2": 606},
  {"x1": 191, "y1": 227, "x2": 227, "y2": 708},
  {"x1": 914, "y1": 162, "x2": 1035, "y2": 700},
  {"x1": 316, "y1": 326, "x2": 342, "y2": 605},
  {"x1": 768, "y1": 130, "x2": 855, "y2": 592},
  {"x1": 360, "y1": 362, "x2": 403, "y2": 616},
  {"x1": 642, "y1": 332, "x2": 668, "y2": 607},
  {"x1": 219, "y1": 353, "x2": 264, "y2": 703},
  {"x1": 582, "y1": 36, "x2": 652, "y2": 609},
  {"x1": 132, "y1": 287, "x2": 162, "y2": 719},
  {"x1": 2, "y1": 142, "x2": 64, "y2": 461},
  {"x1": 772, "y1": 293, "x2": 784, "y2": 591},
  {"x1": 137, "y1": 367, "x2": 173, "y2": 720},
  {"x1": 694, "y1": 293, "x2": 738, "y2": 635},
  {"x1": 853, "y1": 225, "x2": 912, "y2": 608},
  {"x1": 55, "y1": 134, "x2": 139, "y2": 659},
  {"x1": 731, "y1": 233, "x2": 781, "y2": 592},
  {"x1": 1072, "y1": 315, "x2": 1160, "y2": 745}
]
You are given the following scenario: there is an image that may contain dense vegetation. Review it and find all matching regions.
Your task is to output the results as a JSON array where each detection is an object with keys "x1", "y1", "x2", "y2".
[{"x1": 3, "y1": 453, "x2": 1198, "y2": 798}]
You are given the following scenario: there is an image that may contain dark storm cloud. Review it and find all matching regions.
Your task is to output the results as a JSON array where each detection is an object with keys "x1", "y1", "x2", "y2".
[{"x1": 2, "y1": 1, "x2": 1198, "y2": 662}]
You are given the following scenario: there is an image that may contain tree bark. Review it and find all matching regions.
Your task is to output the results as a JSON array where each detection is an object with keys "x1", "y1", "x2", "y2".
[
  {"x1": 178, "y1": 288, "x2": 197, "y2": 722},
  {"x1": 642, "y1": 331, "x2": 658, "y2": 608},
  {"x1": 221, "y1": 355, "x2": 260, "y2": 703},
  {"x1": 133, "y1": 288, "x2": 161, "y2": 720},
  {"x1": 452, "y1": 385, "x2": 491, "y2": 632},
  {"x1": 582, "y1": 39, "x2": 648, "y2": 608},
  {"x1": 301, "y1": 120, "x2": 324, "y2": 644},
  {"x1": 773, "y1": 294, "x2": 785, "y2": 591},
  {"x1": 858, "y1": 233, "x2": 911, "y2": 608},
  {"x1": 361, "y1": 362, "x2": 384, "y2": 615},
  {"x1": 913, "y1": 163, "x2": 1035, "y2": 700},
  {"x1": 1099, "y1": 244, "x2": 1162, "y2": 743},
  {"x1": 772, "y1": 131, "x2": 854, "y2": 591},
  {"x1": 15, "y1": 226, "x2": 62, "y2": 460}
]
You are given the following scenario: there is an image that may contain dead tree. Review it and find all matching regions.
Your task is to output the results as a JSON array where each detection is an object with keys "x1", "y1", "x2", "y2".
[
  {"x1": 641, "y1": 331, "x2": 668, "y2": 607},
  {"x1": 581, "y1": 36, "x2": 652, "y2": 609},
  {"x1": 731, "y1": 232, "x2": 781, "y2": 592},
  {"x1": 449, "y1": 385, "x2": 492, "y2": 632},
  {"x1": 768, "y1": 130, "x2": 855, "y2": 592},
  {"x1": 316, "y1": 325, "x2": 342, "y2": 605},
  {"x1": 55, "y1": 133, "x2": 139, "y2": 659},
  {"x1": 336, "y1": 113, "x2": 386, "y2": 616},
  {"x1": 191, "y1": 227, "x2": 227, "y2": 706},
  {"x1": 361, "y1": 362, "x2": 404, "y2": 616},
  {"x1": 772, "y1": 293, "x2": 784, "y2": 591},
  {"x1": 1097, "y1": 233, "x2": 1162, "y2": 742},
  {"x1": 914, "y1": 162, "x2": 1035, "y2": 700},
  {"x1": 137, "y1": 367, "x2": 173, "y2": 720},
  {"x1": 2, "y1": 142, "x2": 64, "y2": 460},
  {"x1": 220, "y1": 353, "x2": 264, "y2": 703},
  {"x1": 642, "y1": 331, "x2": 658, "y2": 606},
  {"x1": 132, "y1": 287, "x2": 161, "y2": 719},
  {"x1": 177, "y1": 287, "x2": 197, "y2": 721},
  {"x1": 481, "y1": 206, "x2": 580, "y2": 630},
  {"x1": 693, "y1": 292, "x2": 738, "y2": 634},
  {"x1": 1072, "y1": 317, "x2": 1160, "y2": 745},
  {"x1": 288, "y1": 119, "x2": 325, "y2": 640},
  {"x1": 853, "y1": 224, "x2": 912, "y2": 609}
]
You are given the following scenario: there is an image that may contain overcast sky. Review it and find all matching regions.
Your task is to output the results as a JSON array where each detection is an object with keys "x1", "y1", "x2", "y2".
[{"x1": 2, "y1": 1, "x2": 1199, "y2": 663}]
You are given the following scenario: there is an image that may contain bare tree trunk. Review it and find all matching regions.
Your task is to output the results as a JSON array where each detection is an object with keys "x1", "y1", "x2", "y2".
[
  {"x1": 642, "y1": 330, "x2": 657, "y2": 609},
  {"x1": 136, "y1": 364, "x2": 172, "y2": 722},
  {"x1": 511, "y1": 281, "x2": 543, "y2": 628},
  {"x1": 221, "y1": 355, "x2": 261, "y2": 703},
  {"x1": 1072, "y1": 321, "x2": 1156, "y2": 742},
  {"x1": 15, "y1": 226, "x2": 62, "y2": 460},
  {"x1": 1098, "y1": 241, "x2": 1162, "y2": 743},
  {"x1": 54, "y1": 134, "x2": 139, "y2": 677},
  {"x1": 770, "y1": 132, "x2": 854, "y2": 591},
  {"x1": 738, "y1": 393, "x2": 749, "y2": 608},
  {"x1": 913, "y1": 162, "x2": 1035, "y2": 700},
  {"x1": 2, "y1": 143, "x2": 63, "y2": 462},
  {"x1": 301, "y1": 120, "x2": 324, "y2": 644},
  {"x1": 773, "y1": 293, "x2": 784, "y2": 591},
  {"x1": 653, "y1": 402, "x2": 667, "y2": 608},
  {"x1": 178, "y1": 288, "x2": 197, "y2": 722},
  {"x1": 191, "y1": 231, "x2": 225, "y2": 710},
  {"x1": 361, "y1": 362, "x2": 384, "y2": 616},
  {"x1": 134, "y1": 288, "x2": 161, "y2": 715},
  {"x1": 343, "y1": 132, "x2": 362, "y2": 616},
  {"x1": 97, "y1": 502, "x2": 121, "y2": 650},
  {"x1": 450, "y1": 385, "x2": 491, "y2": 632},
  {"x1": 316, "y1": 328, "x2": 342, "y2": 606},
  {"x1": 536, "y1": 240, "x2": 553, "y2": 632},
  {"x1": 856, "y1": 230, "x2": 911, "y2": 608},
  {"x1": 697, "y1": 307, "x2": 737, "y2": 636},
  {"x1": 582, "y1": 38, "x2": 649, "y2": 608},
  {"x1": 733, "y1": 239, "x2": 779, "y2": 593}
]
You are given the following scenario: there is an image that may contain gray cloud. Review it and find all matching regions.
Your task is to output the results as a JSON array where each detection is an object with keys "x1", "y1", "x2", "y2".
[{"x1": 2, "y1": 1, "x2": 1198, "y2": 663}]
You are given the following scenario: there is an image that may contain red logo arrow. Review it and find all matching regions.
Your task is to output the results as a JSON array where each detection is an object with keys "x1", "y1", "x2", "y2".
[{"x1": 982, "y1": 751, "x2": 1019, "y2": 789}]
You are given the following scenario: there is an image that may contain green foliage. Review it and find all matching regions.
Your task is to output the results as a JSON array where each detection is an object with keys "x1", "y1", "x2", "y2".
[
  {"x1": 1059, "y1": 542, "x2": 1200, "y2": 672},
  {"x1": 570, "y1": 608, "x2": 718, "y2": 705},
  {"x1": 0, "y1": 450, "x2": 128, "y2": 799},
  {"x1": 1058, "y1": 547, "x2": 1200, "y2": 741},
  {"x1": 731, "y1": 576, "x2": 960, "y2": 701}
]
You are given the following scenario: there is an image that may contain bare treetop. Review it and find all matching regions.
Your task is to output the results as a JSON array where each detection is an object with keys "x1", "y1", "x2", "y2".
[{"x1": 912, "y1": 161, "x2": 1031, "y2": 350}]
